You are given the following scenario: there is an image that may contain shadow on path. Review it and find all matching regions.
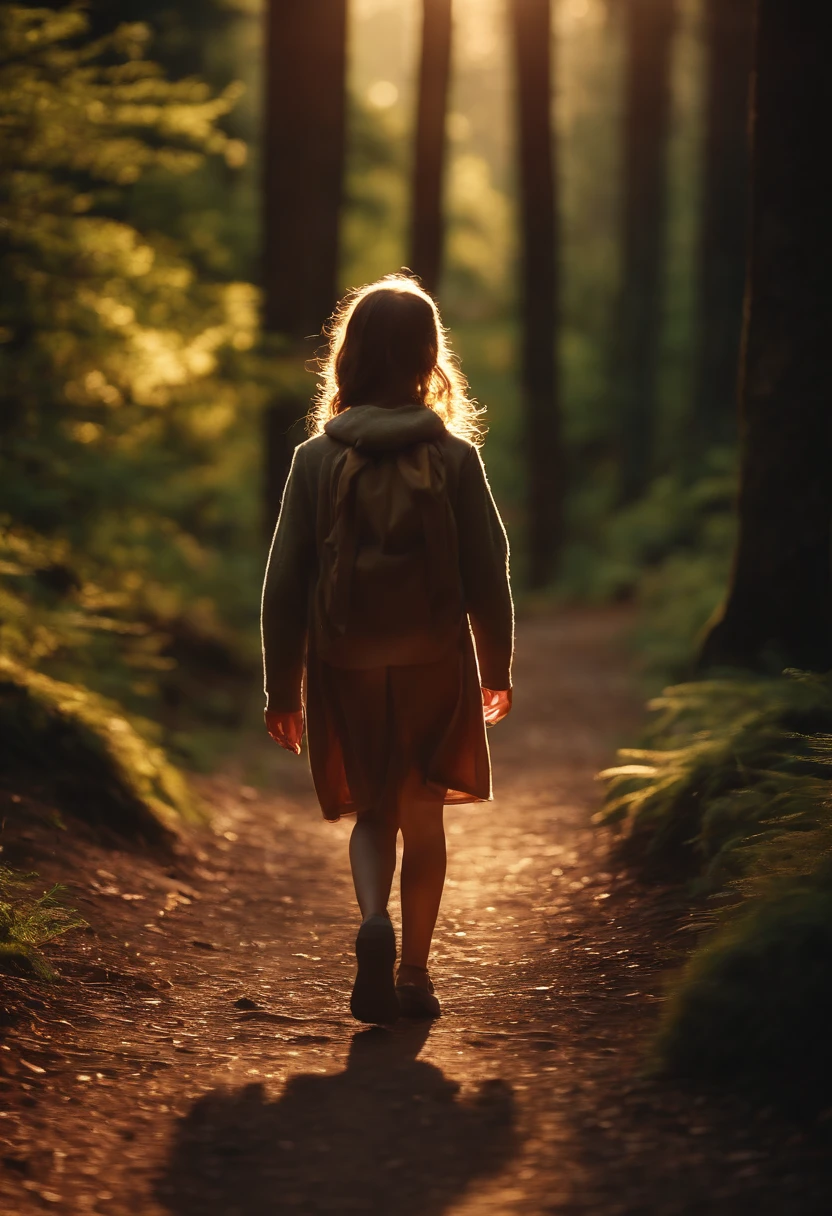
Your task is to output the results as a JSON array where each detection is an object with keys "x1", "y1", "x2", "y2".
[{"x1": 156, "y1": 1023, "x2": 518, "y2": 1216}]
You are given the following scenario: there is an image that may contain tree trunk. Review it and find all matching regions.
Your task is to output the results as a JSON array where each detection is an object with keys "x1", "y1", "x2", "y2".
[
  {"x1": 690, "y1": 0, "x2": 754, "y2": 457},
  {"x1": 262, "y1": 0, "x2": 347, "y2": 532},
  {"x1": 409, "y1": 0, "x2": 453, "y2": 295},
  {"x1": 614, "y1": 0, "x2": 676, "y2": 503},
  {"x1": 698, "y1": 1, "x2": 832, "y2": 673},
  {"x1": 509, "y1": 0, "x2": 563, "y2": 590}
]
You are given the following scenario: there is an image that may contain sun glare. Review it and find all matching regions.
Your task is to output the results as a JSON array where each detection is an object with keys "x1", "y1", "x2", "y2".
[{"x1": 367, "y1": 79, "x2": 399, "y2": 109}]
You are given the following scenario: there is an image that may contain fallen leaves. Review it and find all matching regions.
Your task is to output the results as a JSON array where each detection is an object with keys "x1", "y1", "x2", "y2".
[{"x1": 19, "y1": 1059, "x2": 46, "y2": 1075}]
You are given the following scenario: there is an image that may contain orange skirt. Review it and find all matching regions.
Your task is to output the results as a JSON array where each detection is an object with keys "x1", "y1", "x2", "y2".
[{"x1": 304, "y1": 627, "x2": 492, "y2": 821}]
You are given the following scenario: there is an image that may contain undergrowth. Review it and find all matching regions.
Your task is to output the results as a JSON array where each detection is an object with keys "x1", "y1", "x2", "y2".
[
  {"x1": 0, "y1": 656, "x2": 201, "y2": 843},
  {"x1": 561, "y1": 450, "x2": 736, "y2": 682},
  {"x1": 0, "y1": 6, "x2": 273, "y2": 839},
  {"x1": 655, "y1": 879, "x2": 832, "y2": 1111},
  {"x1": 600, "y1": 671, "x2": 832, "y2": 1110},
  {"x1": 0, "y1": 864, "x2": 85, "y2": 978},
  {"x1": 598, "y1": 670, "x2": 832, "y2": 886}
]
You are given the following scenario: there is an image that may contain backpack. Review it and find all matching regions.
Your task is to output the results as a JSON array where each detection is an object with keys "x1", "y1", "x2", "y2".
[{"x1": 313, "y1": 439, "x2": 464, "y2": 669}]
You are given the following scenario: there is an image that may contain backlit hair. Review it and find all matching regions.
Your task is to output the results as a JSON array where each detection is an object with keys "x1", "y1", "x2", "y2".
[{"x1": 309, "y1": 274, "x2": 483, "y2": 445}]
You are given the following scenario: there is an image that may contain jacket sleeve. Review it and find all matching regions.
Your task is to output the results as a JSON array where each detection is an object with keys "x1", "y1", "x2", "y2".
[
  {"x1": 455, "y1": 445, "x2": 514, "y2": 690},
  {"x1": 260, "y1": 444, "x2": 317, "y2": 712}
]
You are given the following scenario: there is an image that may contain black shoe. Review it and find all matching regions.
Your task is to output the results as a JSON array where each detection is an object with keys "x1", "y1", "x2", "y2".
[
  {"x1": 350, "y1": 914, "x2": 399, "y2": 1025},
  {"x1": 396, "y1": 967, "x2": 441, "y2": 1019}
]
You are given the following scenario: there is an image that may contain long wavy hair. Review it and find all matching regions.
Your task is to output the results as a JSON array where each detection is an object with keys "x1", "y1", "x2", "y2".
[{"x1": 308, "y1": 274, "x2": 483, "y2": 445}]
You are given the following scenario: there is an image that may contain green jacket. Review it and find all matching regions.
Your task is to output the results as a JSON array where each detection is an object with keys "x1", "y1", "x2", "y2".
[{"x1": 261, "y1": 403, "x2": 514, "y2": 711}]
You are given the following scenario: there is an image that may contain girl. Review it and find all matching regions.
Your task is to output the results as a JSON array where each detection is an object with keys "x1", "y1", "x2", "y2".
[{"x1": 261, "y1": 275, "x2": 513, "y2": 1024}]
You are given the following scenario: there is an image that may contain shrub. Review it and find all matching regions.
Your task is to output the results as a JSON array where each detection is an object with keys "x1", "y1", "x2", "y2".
[
  {"x1": 0, "y1": 864, "x2": 85, "y2": 978},
  {"x1": 601, "y1": 673, "x2": 832, "y2": 1109},
  {"x1": 560, "y1": 450, "x2": 736, "y2": 670},
  {"x1": 0, "y1": 4, "x2": 287, "y2": 789},
  {"x1": 0, "y1": 6, "x2": 268, "y2": 725},
  {"x1": 657, "y1": 879, "x2": 832, "y2": 1111},
  {"x1": 598, "y1": 671, "x2": 832, "y2": 884}
]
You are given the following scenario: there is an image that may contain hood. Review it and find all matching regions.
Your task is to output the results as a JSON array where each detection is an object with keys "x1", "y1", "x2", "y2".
[{"x1": 324, "y1": 403, "x2": 446, "y2": 452}]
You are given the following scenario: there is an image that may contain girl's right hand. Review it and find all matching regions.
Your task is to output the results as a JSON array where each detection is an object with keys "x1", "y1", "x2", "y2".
[
  {"x1": 482, "y1": 687, "x2": 512, "y2": 726},
  {"x1": 264, "y1": 708, "x2": 304, "y2": 754}
]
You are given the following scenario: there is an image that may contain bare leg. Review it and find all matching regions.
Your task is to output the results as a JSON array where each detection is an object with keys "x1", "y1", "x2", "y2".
[
  {"x1": 399, "y1": 786, "x2": 446, "y2": 974},
  {"x1": 349, "y1": 812, "x2": 398, "y2": 921},
  {"x1": 349, "y1": 808, "x2": 400, "y2": 1024}
]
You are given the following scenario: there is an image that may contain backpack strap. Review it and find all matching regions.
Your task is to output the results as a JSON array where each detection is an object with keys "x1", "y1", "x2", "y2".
[
  {"x1": 396, "y1": 443, "x2": 458, "y2": 618},
  {"x1": 322, "y1": 446, "x2": 369, "y2": 636}
]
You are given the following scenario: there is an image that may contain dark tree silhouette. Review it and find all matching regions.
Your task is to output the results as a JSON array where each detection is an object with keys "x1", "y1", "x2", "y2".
[
  {"x1": 614, "y1": 0, "x2": 676, "y2": 502},
  {"x1": 262, "y1": 0, "x2": 348, "y2": 531},
  {"x1": 409, "y1": 0, "x2": 453, "y2": 294},
  {"x1": 690, "y1": 0, "x2": 754, "y2": 457},
  {"x1": 699, "y1": 1, "x2": 832, "y2": 672},
  {"x1": 509, "y1": 0, "x2": 563, "y2": 589}
]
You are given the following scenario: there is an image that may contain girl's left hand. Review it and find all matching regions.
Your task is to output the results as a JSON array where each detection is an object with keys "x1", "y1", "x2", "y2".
[
  {"x1": 264, "y1": 708, "x2": 304, "y2": 754},
  {"x1": 482, "y1": 687, "x2": 512, "y2": 726}
]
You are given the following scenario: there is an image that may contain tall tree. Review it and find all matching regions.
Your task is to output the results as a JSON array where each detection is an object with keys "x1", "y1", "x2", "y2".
[
  {"x1": 690, "y1": 0, "x2": 754, "y2": 457},
  {"x1": 409, "y1": 0, "x2": 453, "y2": 294},
  {"x1": 699, "y1": 1, "x2": 832, "y2": 672},
  {"x1": 262, "y1": 0, "x2": 348, "y2": 531},
  {"x1": 509, "y1": 0, "x2": 563, "y2": 589},
  {"x1": 614, "y1": 0, "x2": 676, "y2": 503}
]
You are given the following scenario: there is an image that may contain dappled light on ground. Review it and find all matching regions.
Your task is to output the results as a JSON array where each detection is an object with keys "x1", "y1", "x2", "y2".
[{"x1": 3, "y1": 612, "x2": 832, "y2": 1214}]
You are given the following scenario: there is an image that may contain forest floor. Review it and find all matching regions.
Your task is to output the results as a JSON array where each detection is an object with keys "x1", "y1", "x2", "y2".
[{"x1": 2, "y1": 608, "x2": 832, "y2": 1215}]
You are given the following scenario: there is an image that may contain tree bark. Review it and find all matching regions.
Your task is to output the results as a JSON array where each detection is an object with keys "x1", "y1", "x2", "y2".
[
  {"x1": 262, "y1": 0, "x2": 347, "y2": 532},
  {"x1": 509, "y1": 0, "x2": 563, "y2": 590},
  {"x1": 614, "y1": 0, "x2": 676, "y2": 503},
  {"x1": 690, "y1": 0, "x2": 754, "y2": 457},
  {"x1": 409, "y1": 0, "x2": 453, "y2": 295},
  {"x1": 698, "y1": 1, "x2": 832, "y2": 673}
]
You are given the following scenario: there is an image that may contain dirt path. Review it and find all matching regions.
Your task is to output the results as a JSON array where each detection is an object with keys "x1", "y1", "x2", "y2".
[{"x1": 2, "y1": 609, "x2": 832, "y2": 1214}]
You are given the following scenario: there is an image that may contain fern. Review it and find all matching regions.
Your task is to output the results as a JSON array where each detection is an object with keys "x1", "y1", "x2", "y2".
[
  {"x1": 0, "y1": 865, "x2": 86, "y2": 979},
  {"x1": 610, "y1": 677, "x2": 832, "y2": 1105},
  {"x1": 598, "y1": 671, "x2": 832, "y2": 880}
]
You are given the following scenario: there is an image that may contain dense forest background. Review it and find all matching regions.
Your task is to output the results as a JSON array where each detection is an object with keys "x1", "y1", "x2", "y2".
[
  {"x1": 1, "y1": 0, "x2": 740, "y2": 774},
  {"x1": 4, "y1": 0, "x2": 832, "y2": 1111}
]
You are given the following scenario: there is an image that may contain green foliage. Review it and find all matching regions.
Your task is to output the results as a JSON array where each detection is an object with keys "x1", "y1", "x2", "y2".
[
  {"x1": 599, "y1": 670, "x2": 832, "y2": 884},
  {"x1": 86, "y1": 0, "x2": 261, "y2": 281},
  {"x1": 0, "y1": 4, "x2": 257, "y2": 524},
  {"x1": 0, "y1": 655, "x2": 199, "y2": 840},
  {"x1": 631, "y1": 456, "x2": 736, "y2": 679},
  {"x1": 0, "y1": 5, "x2": 269, "y2": 786},
  {"x1": 0, "y1": 864, "x2": 85, "y2": 978},
  {"x1": 0, "y1": 519, "x2": 177, "y2": 706},
  {"x1": 562, "y1": 451, "x2": 736, "y2": 677},
  {"x1": 341, "y1": 96, "x2": 408, "y2": 292},
  {"x1": 656, "y1": 880, "x2": 832, "y2": 1110},
  {"x1": 442, "y1": 151, "x2": 514, "y2": 322},
  {"x1": 602, "y1": 673, "x2": 832, "y2": 1107}
]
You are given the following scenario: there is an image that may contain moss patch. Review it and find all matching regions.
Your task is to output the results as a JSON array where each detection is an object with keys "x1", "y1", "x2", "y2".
[
  {"x1": 657, "y1": 881, "x2": 832, "y2": 1112},
  {"x1": 0, "y1": 657, "x2": 201, "y2": 845}
]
